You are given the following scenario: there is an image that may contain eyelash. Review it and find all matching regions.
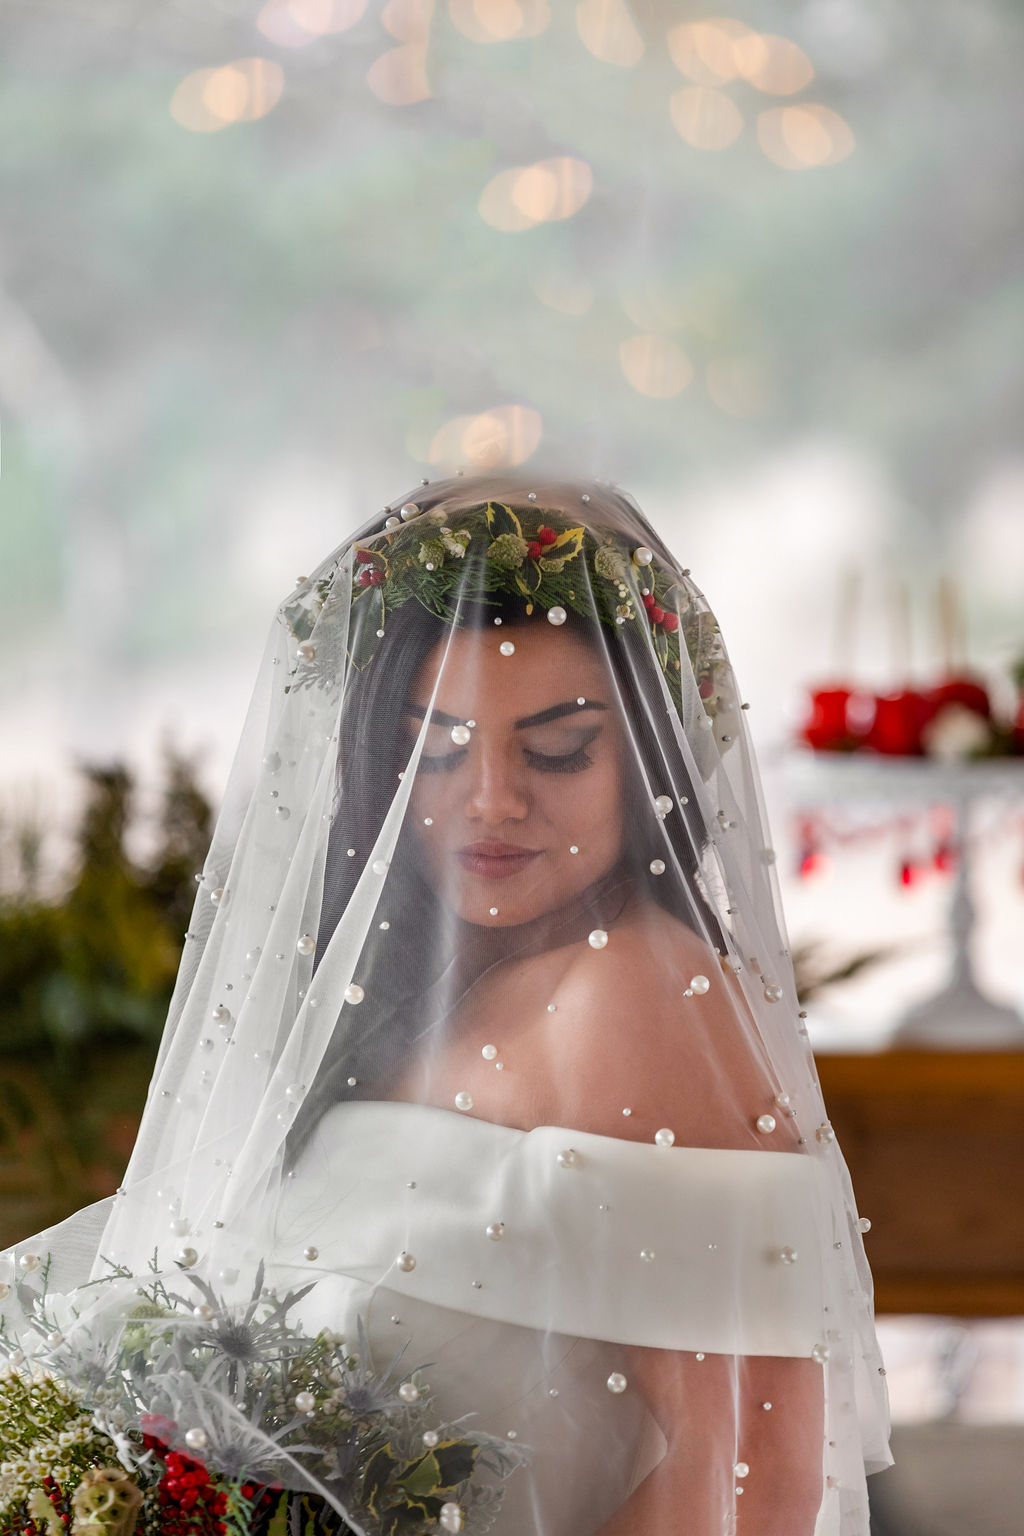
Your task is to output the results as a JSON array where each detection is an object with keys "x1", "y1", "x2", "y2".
[{"x1": 418, "y1": 745, "x2": 595, "y2": 775}]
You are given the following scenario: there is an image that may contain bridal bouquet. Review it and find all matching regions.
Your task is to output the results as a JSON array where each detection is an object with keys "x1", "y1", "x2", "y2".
[{"x1": 0, "y1": 1257, "x2": 526, "y2": 1536}]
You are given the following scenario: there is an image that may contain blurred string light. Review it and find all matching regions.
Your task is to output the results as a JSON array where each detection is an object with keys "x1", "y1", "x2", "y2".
[
  {"x1": 706, "y1": 355, "x2": 772, "y2": 417},
  {"x1": 478, "y1": 156, "x2": 592, "y2": 230},
  {"x1": 575, "y1": 0, "x2": 643, "y2": 67},
  {"x1": 418, "y1": 406, "x2": 544, "y2": 468},
  {"x1": 169, "y1": 58, "x2": 284, "y2": 132},
  {"x1": 619, "y1": 334, "x2": 693, "y2": 399},
  {"x1": 448, "y1": 0, "x2": 550, "y2": 44},
  {"x1": 531, "y1": 270, "x2": 596, "y2": 315},
  {"x1": 667, "y1": 18, "x2": 812, "y2": 92},
  {"x1": 256, "y1": 0, "x2": 368, "y2": 48},
  {"x1": 670, "y1": 86, "x2": 743, "y2": 150},
  {"x1": 759, "y1": 104, "x2": 853, "y2": 168},
  {"x1": 367, "y1": 0, "x2": 434, "y2": 103}
]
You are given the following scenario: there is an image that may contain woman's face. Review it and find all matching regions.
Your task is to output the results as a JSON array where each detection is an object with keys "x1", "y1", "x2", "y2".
[{"x1": 404, "y1": 621, "x2": 626, "y2": 927}]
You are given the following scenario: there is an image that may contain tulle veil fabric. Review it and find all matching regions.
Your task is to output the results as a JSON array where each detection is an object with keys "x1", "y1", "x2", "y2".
[{"x1": 0, "y1": 472, "x2": 891, "y2": 1535}]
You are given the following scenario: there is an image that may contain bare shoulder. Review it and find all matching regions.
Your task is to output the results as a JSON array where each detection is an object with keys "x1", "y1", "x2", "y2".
[{"x1": 551, "y1": 899, "x2": 793, "y2": 1149}]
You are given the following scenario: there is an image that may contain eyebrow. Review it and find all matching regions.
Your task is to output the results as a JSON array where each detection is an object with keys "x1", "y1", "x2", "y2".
[{"x1": 404, "y1": 699, "x2": 609, "y2": 730}]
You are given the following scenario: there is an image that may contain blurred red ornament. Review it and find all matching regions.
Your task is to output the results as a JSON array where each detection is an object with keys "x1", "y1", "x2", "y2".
[
  {"x1": 801, "y1": 686, "x2": 854, "y2": 751},
  {"x1": 865, "y1": 690, "x2": 929, "y2": 756},
  {"x1": 898, "y1": 857, "x2": 926, "y2": 888},
  {"x1": 926, "y1": 673, "x2": 992, "y2": 720}
]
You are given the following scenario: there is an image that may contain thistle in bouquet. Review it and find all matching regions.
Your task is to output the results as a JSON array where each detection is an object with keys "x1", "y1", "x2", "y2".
[{"x1": 3, "y1": 1255, "x2": 527, "y2": 1535}]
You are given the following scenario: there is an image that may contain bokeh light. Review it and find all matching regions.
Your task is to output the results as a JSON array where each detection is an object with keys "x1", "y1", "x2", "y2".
[
  {"x1": 448, "y1": 0, "x2": 550, "y2": 44},
  {"x1": 758, "y1": 103, "x2": 855, "y2": 168},
  {"x1": 619, "y1": 334, "x2": 694, "y2": 397},
  {"x1": 170, "y1": 59, "x2": 285, "y2": 133},
  {"x1": 424, "y1": 406, "x2": 544, "y2": 467},
  {"x1": 666, "y1": 18, "x2": 753, "y2": 86},
  {"x1": 706, "y1": 355, "x2": 773, "y2": 416},
  {"x1": 479, "y1": 157, "x2": 593, "y2": 230},
  {"x1": 670, "y1": 85, "x2": 744, "y2": 150},
  {"x1": 575, "y1": 0, "x2": 644, "y2": 68},
  {"x1": 256, "y1": 0, "x2": 369, "y2": 48},
  {"x1": 734, "y1": 32, "x2": 814, "y2": 95}
]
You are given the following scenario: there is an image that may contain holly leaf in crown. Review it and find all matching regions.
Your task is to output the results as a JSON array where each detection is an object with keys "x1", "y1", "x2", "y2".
[
  {"x1": 484, "y1": 500, "x2": 525, "y2": 540},
  {"x1": 547, "y1": 525, "x2": 585, "y2": 561}
]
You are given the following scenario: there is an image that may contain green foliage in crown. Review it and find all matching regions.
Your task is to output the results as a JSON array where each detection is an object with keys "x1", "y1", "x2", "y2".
[{"x1": 284, "y1": 501, "x2": 718, "y2": 717}]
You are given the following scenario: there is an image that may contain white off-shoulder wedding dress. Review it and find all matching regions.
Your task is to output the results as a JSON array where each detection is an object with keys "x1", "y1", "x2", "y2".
[{"x1": 267, "y1": 1101, "x2": 839, "y2": 1536}]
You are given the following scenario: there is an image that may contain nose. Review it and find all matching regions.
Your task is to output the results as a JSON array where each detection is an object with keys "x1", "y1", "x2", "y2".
[{"x1": 463, "y1": 739, "x2": 531, "y2": 826}]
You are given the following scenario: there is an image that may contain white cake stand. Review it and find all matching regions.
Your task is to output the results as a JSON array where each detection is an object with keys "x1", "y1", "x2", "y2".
[{"x1": 783, "y1": 752, "x2": 1024, "y2": 1047}]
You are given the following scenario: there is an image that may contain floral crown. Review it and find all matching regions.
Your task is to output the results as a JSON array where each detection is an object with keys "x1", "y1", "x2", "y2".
[{"x1": 284, "y1": 500, "x2": 733, "y2": 726}]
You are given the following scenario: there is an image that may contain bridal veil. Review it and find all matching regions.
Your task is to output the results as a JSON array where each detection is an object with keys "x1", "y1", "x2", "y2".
[{"x1": 1, "y1": 473, "x2": 892, "y2": 1535}]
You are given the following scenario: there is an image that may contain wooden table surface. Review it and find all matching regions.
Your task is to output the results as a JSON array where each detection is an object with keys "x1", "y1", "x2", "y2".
[{"x1": 816, "y1": 1051, "x2": 1024, "y2": 1315}]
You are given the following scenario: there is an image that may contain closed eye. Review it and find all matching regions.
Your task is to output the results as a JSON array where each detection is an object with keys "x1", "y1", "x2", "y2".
[{"x1": 416, "y1": 731, "x2": 601, "y2": 775}]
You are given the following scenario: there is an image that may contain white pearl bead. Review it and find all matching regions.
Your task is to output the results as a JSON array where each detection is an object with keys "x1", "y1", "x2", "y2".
[
  {"x1": 654, "y1": 1128, "x2": 675, "y2": 1147},
  {"x1": 450, "y1": 724, "x2": 471, "y2": 745},
  {"x1": 400, "y1": 502, "x2": 421, "y2": 520},
  {"x1": 454, "y1": 1091, "x2": 473, "y2": 1111},
  {"x1": 649, "y1": 858, "x2": 665, "y2": 875},
  {"x1": 344, "y1": 983, "x2": 365, "y2": 1004},
  {"x1": 569, "y1": 844, "x2": 579, "y2": 854},
  {"x1": 303, "y1": 1246, "x2": 319, "y2": 1261},
  {"x1": 423, "y1": 816, "x2": 433, "y2": 825},
  {"x1": 762, "y1": 1401, "x2": 772, "y2": 1410},
  {"x1": 275, "y1": 806, "x2": 291, "y2": 820},
  {"x1": 858, "y1": 1216, "x2": 872, "y2": 1233},
  {"x1": 263, "y1": 752, "x2": 280, "y2": 772},
  {"x1": 499, "y1": 640, "x2": 515, "y2": 656},
  {"x1": 816, "y1": 1122, "x2": 835, "y2": 1144},
  {"x1": 210, "y1": 887, "x2": 224, "y2": 904},
  {"x1": 577, "y1": 696, "x2": 586, "y2": 705},
  {"x1": 489, "y1": 906, "x2": 499, "y2": 916},
  {"x1": 46, "y1": 1330, "x2": 64, "y2": 1347},
  {"x1": 556, "y1": 1148, "x2": 579, "y2": 1168},
  {"x1": 640, "y1": 1248, "x2": 655, "y2": 1262},
  {"x1": 653, "y1": 794, "x2": 673, "y2": 815},
  {"x1": 171, "y1": 1217, "x2": 189, "y2": 1236},
  {"x1": 439, "y1": 1503, "x2": 464, "y2": 1533},
  {"x1": 219, "y1": 1268, "x2": 239, "y2": 1285},
  {"x1": 606, "y1": 1372, "x2": 628, "y2": 1394},
  {"x1": 774, "y1": 1093, "x2": 791, "y2": 1110},
  {"x1": 695, "y1": 1352, "x2": 705, "y2": 1361},
  {"x1": 633, "y1": 546, "x2": 653, "y2": 566},
  {"x1": 176, "y1": 1247, "x2": 198, "y2": 1268},
  {"x1": 0, "y1": 1282, "x2": 10, "y2": 1300},
  {"x1": 422, "y1": 1429, "x2": 440, "y2": 1448},
  {"x1": 295, "y1": 1390, "x2": 316, "y2": 1413},
  {"x1": 296, "y1": 934, "x2": 315, "y2": 956},
  {"x1": 779, "y1": 1247, "x2": 798, "y2": 1265},
  {"x1": 482, "y1": 1044, "x2": 498, "y2": 1060},
  {"x1": 486, "y1": 1222, "x2": 506, "y2": 1241},
  {"x1": 690, "y1": 974, "x2": 710, "y2": 994},
  {"x1": 734, "y1": 1461, "x2": 750, "y2": 1478},
  {"x1": 763, "y1": 982, "x2": 784, "y2": 1003},
  {"x1": 296, "y1": 642, "x2": 316, "y2": 661},
  {"x1": 756, "y1": 1114, "x2": 777, "y2": 1134},
  {"x1": 285, "y1": 1082, "x2": 305, "y2": 1102},
  {"x1": 19, "y1": 1252, "x2": 41, "y2": 1271},
  {"x1": 184, "y1": 1427, "x2": 208, "y2": 1451},
  {"x1": 397, "y1": 1251, "x2": 417, "y2": 1272},
  {"x1": 371, "y1": 858, "x2": 390, "y2": 875},
  {"x1": 212, "y1": 1004, "x2": 231, "y2": 1023},
  {"x1": 547, "y1": 606, "x2": 567, "y2": 626},
  {"x1": 398, "y1": 1381, "x2": 420, "y2": 1403},
  {"x1": 193, "y1": 1303, "x2": 215, "y2": 1321},
  {"x1": 385, "y1": 516, "x2": 400, "y2": 528},
  {"x1": 588, "y1": 928, "x2": 608, "y2": 949},
  {"x1": 347, "y1": 1076, "x2": 358, "y2": 1087},
  {"x1": 811, "y1": 1343, "x2": 830, "y2": 1364}
]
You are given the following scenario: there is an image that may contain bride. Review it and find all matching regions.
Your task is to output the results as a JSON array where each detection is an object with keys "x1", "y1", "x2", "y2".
[{"x1": 0, "y1": 473, "x2": 892, "y2": 1536}]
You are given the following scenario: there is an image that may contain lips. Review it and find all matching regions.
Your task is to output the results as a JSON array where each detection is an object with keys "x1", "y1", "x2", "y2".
[{"x1": 457, "y1": 842, "x2": 541, "y2": 879}]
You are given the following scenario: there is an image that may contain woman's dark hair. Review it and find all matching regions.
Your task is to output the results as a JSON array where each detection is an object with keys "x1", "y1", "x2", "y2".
[{"x1": 287, "y1": 492, "x2": 726, "y2": 1165}]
